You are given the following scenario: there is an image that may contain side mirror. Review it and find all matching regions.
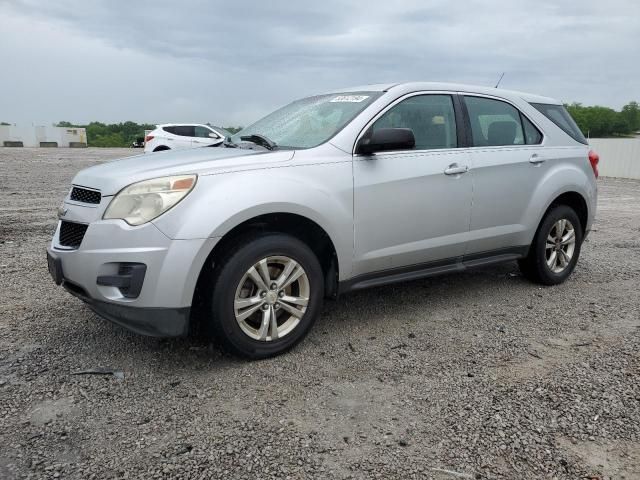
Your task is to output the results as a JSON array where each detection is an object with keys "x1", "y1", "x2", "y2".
[
  {"x1": 357, "y1": 128, "x2": 415, "y2": 155},
  {"x1": 208, "y1": 132, "x2": 219, "y2": 138}
]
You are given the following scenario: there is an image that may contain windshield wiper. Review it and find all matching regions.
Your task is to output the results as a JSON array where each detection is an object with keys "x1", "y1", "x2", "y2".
[{"x1": 239, "y1": 134, "x2": 277, "y2": 151}]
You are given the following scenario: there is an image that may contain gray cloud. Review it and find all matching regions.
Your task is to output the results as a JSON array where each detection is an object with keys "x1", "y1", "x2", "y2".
[{"x1": 1, "y1": 0, "x2": 638, "y2": 126}]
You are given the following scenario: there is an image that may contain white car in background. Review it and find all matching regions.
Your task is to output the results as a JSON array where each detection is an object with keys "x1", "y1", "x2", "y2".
[{"x1": 144, "y1": 124, "x2": 231, "y2": 153}]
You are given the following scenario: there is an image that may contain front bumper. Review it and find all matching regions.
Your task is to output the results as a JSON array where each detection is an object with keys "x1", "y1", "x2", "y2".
[
  {"x1": 47, "y1": 218, "x2": 218, "y2": 337},
  {"x1": 48, "y1": 249, "x2": 189, "y2": 336},
  {"x1": 84, "y1": 300, "x2": 191, "y2": 337}
]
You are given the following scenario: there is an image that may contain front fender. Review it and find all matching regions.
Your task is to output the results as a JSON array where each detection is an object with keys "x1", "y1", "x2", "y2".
[{"x1": 152, "y1": 162, "x2": 354, "y2": 279}]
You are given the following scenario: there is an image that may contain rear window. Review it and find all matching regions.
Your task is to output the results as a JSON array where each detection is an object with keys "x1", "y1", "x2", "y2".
[{"x1": 530, "y1": 103, "x2": 587, "y2": 145}]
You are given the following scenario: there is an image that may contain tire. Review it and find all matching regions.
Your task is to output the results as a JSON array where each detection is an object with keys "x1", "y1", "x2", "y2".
[
  {"x1": 206, "y1": 234, "x2": 324, "y2": 359},
  {"x1": 153, "y1": 146, "x2": 170, "y2": 152},
  {"x1": 518, "y1": 204, "x2": 583, "y2": 285}
]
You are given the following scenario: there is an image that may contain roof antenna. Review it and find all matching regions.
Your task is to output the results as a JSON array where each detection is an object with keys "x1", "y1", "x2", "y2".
[{"x1": 494, "y1": 72, "x2": 505, "y2": 88}]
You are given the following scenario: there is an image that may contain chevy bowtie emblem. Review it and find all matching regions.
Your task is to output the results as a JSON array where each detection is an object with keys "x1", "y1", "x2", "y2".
[{"x1": 57, "y1": 206, "x2": 68, "y2": 218}]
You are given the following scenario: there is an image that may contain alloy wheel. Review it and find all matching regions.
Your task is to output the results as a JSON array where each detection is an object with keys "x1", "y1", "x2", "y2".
[
  {"x1": 233, "y1": 256, "x2": 310, "y2": 341},
  {"x1": 545, "y1": 219, "x2": 576, "y2": 273}
]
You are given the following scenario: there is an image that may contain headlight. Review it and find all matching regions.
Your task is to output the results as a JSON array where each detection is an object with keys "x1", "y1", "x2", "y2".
[{"x1": 103, "y1": 175, "x2": 196, "y2": 226}]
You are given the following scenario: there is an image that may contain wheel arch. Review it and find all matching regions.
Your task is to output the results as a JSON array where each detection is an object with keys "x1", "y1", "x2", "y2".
[
  {"x1": 545, "y1": 191, "x2": 589, "y2": 235},
  {"x1": 522, "y1": 188, "x2": 589, "y2": 258},
  {"x1": 525, "y1": 158, "x2": 595, "y2": 246},
  {"x1": 192, "y1": 212, "x2": 340, "y2": 315}
]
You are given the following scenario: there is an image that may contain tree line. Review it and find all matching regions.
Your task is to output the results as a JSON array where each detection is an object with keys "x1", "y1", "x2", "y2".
[
  {"x1": 565, "y1": 101, "x2": 639, "y2": 138},
  {"x1": 54, "y1": 121, "x2": 242, "y2": 147}
]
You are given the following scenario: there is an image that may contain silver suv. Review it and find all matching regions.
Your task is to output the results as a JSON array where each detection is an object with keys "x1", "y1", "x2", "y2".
[{"x1": 47, "y1": 82, "x2": 598, "y2": 358}]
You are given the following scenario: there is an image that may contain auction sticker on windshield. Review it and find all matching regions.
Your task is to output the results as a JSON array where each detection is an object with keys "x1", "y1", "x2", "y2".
[{"x1": 330, "y1": 95, "x2": 370, "y2": 102}]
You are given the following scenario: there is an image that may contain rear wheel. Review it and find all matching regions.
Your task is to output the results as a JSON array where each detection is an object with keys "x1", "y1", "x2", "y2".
[
  {"x1": 518, "y1": 205, "x2": 583, "y2": 285},
  {"x1": 153, "y1": 146, "x2": 170, "y2": 152},
  {"x1": 207, "y1": 234, "x2": 323, "y2": 359}
]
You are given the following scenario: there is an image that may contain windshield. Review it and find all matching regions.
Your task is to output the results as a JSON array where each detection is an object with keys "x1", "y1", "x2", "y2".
[
  {"x1": 231, "y1": 92, "x2": 381, "y2": 149},
  {"x1": 213, "y1": 126, "x2": 232, "y2": 138}
]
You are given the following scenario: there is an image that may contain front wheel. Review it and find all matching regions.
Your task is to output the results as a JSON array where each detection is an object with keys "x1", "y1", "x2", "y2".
[
  {"x1": 207, "y1": 234, "x2": 324, "y2": 359},
  {"x1": 518, "y1": 205, "x2": 583, "y2": 285}
]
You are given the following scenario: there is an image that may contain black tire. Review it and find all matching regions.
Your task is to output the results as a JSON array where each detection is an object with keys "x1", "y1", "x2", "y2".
[
  {"x1": 518, "y1": 204, "x2": 583, "y2": 285},
  {"x1": 153, "y1": 146, "x2": 170, "y2": 152},
  {"x1": 206, "y1": 233, "x2": 324, "y2": 359}
]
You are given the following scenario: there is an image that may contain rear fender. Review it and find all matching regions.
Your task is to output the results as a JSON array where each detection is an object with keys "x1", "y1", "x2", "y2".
[{"x1": 523, "y1": 159, "x2": 595, "y2": 245}]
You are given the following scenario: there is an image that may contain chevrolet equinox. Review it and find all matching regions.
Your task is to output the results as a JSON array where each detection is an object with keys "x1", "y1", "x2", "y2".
[{"x1": 47, "y1": 82, "x2": 599, "y2": 358}]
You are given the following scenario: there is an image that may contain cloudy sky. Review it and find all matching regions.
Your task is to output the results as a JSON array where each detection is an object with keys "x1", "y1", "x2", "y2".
[{"x1": 1, "y1": 0, "x2": 638, "y2": 127}]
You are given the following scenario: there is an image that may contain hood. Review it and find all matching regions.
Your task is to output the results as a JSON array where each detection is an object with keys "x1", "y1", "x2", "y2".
[{"x1": 72, "y1": 147, "x2": 294, "y2": 195}]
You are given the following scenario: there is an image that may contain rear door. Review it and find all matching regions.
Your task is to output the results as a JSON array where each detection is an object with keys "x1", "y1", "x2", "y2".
[
  {"x1": 462, "y1": 94, "x2": 546, "y2": 255},
  {"x1": 192, "y1": 126, "x2": 221, "y2": 147},
  {"x1": 165, "y1": 125, "x2": 195, "y2": 150},
  {"x1": 352, "y1": 93, "x2": 473, "y2": 276}
]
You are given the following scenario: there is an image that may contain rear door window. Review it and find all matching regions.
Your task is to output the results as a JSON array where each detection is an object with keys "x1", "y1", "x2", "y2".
[
  {"x1": 174, "y1": 125, "x2": 195, "y2": 137},
  {"x1": 464, "y1": 96, "x2": 525, "y2": 147},
  {"x1": 530, "y1": 103, "x2": 587, "y2": 144},
  {"x1": 164, "y1": 125, "x2": 195, "y2": 137}
]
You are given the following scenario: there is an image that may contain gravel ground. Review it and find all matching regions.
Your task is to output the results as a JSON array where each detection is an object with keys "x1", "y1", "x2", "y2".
[{"x1": 1, "y1": 147, "x2": 639, "y2": 480}]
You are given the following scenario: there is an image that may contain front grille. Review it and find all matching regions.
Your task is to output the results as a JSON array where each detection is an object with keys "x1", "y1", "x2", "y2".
[
  {"x1": 59, "y1": 221, "x2": 88, "y2": 248},
  {"x1": 70, "y1": 187, "x2": 101, "y2": 204}
]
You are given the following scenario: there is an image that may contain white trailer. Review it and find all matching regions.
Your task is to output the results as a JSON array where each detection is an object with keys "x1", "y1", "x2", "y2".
[{"x1": 0, "y1": 125, "x2": 87, "y2": 147}]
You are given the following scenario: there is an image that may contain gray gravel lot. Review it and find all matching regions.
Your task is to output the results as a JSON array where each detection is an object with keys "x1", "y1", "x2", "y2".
[{"x1": 1, "y1": 147, "x2": 639, "y2": 479}]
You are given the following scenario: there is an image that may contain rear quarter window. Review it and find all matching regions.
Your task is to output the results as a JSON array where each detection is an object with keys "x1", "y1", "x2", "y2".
[
  {"x1": 530, "y1": 103, "x2": 587, "y2": 145},
  {"x1": 522, "y1": 116, "x2": 543, "y2": 144}
]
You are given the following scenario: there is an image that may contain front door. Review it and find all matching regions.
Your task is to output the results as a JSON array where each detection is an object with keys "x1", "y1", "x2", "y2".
[
  {"x1": 352, "y1": 93, "x2": 473, "y2": 276},
  {"x1": 192, "y1": 126, "x2": 221, "y2": 147}
]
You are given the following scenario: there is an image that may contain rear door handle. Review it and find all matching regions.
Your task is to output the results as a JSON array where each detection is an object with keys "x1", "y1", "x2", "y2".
[
  {"x1": 444, "y1": 164, "x2": 469, "y2": 175},
  {"x1": 529, "y1": 154, "x2": 546, "y2": 164}
]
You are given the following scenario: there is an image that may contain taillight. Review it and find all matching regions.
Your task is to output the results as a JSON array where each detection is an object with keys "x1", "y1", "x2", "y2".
[
  {"x1": 588, "y1": 150, "x2": 599, "y2": 178},
  {"x1": 144, "y1": 135, "x2": 154, "y2": 143}
]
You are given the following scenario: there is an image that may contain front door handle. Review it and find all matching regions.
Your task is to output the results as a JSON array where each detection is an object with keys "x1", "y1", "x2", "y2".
[
  {"x1": 444, "y1": 163, "x2": 469, "y2": 175},
  {"x1": 529, "y1": 154, "x2": 546, "y2": 164}
]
